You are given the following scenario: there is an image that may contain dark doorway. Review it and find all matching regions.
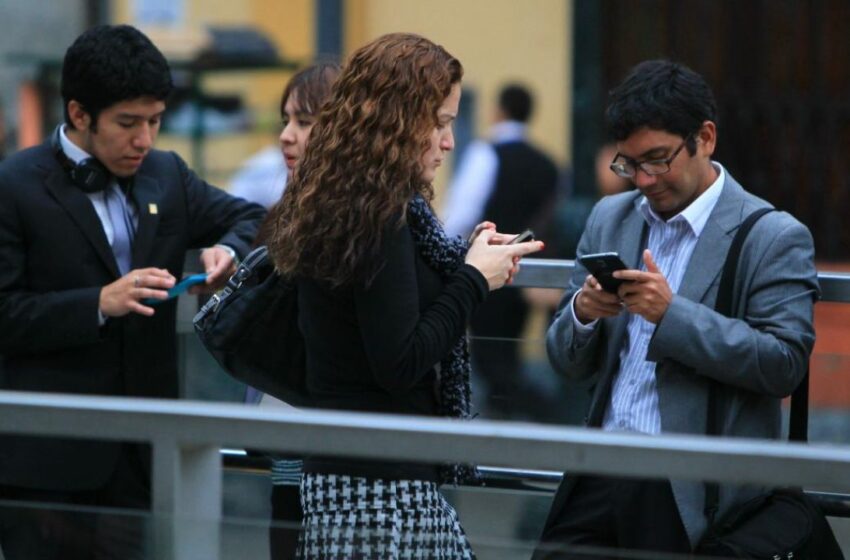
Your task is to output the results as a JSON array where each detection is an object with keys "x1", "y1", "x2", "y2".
[{"x1": 573, "y1": 0, "x2": 850, "y2": 260}]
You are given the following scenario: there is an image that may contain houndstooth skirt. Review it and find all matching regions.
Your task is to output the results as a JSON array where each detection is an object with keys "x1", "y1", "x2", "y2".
[{"x1": 298, "y1": 473, "x2": 476, "y2": 559}]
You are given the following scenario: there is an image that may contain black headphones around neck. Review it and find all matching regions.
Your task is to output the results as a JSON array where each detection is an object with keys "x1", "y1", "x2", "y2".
[{"x1": 52, "y1": 126, "x2": 113, "y2": 194}]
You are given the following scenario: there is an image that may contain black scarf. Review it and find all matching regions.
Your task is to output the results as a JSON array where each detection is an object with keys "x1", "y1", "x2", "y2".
[{"x1": 406, "y1": 193, "x2": 479, "y2": 485}]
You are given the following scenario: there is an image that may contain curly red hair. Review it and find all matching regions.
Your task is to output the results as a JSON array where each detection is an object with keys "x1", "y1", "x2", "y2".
[{"x1": 267, "y1": 33, "x2": 463, "y2": 287}]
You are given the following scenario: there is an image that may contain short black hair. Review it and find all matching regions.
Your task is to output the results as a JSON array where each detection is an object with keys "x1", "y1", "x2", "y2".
[
  {"x1": 61, "y1": 25, "x2": 173, "y2": 129},
  {"x1": 606, "y1": 60, "x2": 717, "y2": 155},
  {"x1": 498, "y1": 83, "x2": 533, "y2": 123}
]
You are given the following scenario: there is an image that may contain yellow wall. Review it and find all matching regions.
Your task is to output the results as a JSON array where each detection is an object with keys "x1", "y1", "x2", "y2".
[
  {"x1": 107, "y1": 1, "x2": 573, "y2": 193},
  {"x1": 345, "y1": 0, "x2": 572, "y2": 180}
]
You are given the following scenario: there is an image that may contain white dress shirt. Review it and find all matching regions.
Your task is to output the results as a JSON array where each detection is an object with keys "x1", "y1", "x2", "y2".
[{"x1": 229, "y1": 145, "x2": 287, "y2": 209}]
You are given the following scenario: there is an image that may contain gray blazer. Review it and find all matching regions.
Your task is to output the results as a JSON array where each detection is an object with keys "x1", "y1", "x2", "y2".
[{"x1": 544, "y1": 170, "x2": 818, "y2": 545}]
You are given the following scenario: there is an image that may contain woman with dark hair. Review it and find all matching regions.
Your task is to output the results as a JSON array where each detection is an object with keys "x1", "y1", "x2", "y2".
[
  {"x1": 277, "y1": 63, "x2": 340, "y2": 174},
  {"x1": 267, "y1": 33, "x2": 542, "y2": 558},
  {"x1": 246, "y1": 62, "x2": 341, "y2": 560},
  {"x1": 233, "y1": 62, "x2": 341, "y2": 214}
]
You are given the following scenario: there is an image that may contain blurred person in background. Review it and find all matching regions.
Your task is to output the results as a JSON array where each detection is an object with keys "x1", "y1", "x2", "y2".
[
  {"x1": 443, "y1": 83, "x2": 558, "y2": 419},
  {"x1": 228, "y1": 143, "x2": 286, "y2": 209},
  {"x1": 0, "y1": 25, "x2": 264, "y2": 559},
  {"x1": 267, "y1": 32, "x2": 543, "y2": 558}
]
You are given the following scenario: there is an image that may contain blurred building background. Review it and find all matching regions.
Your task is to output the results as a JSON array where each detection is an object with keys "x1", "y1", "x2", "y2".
[
  {"x1": 2, "y1": 0, "x2": 847, "y2": 255},
  {"x1": 1, "y1": 0, "x2": 848, "y2": 417}
]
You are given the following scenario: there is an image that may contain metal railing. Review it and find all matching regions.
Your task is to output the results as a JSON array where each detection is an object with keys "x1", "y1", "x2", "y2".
[
  {"x1": 2, "y1": 259, "x2": 849, "y2": 559},
  {"x1": 0, "y1": 391, "x2": 850, "y2": 560},
  {"x1": 512, "y1": 258, "x2": 850, "y2": 303},
  {"x1": 215, "y1": 259, "x2": 850, "y2": 538},
  {"x1": 3, "y1": 391, "x2": 850, "y2": 560}
]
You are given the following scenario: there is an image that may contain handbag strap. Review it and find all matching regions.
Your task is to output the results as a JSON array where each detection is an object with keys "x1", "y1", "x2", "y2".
[
  {"x1": 704, "y1": 207, "x2": 810, "y2": 522},
  {"x1": 195, "y1": 246, "x2": 272, "y2": 323},
  {"x1": 225, "y1": 246, "x2": 270, "y2": 290}
]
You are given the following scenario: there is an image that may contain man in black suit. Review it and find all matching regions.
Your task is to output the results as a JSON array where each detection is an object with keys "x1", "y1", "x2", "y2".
[
  {"x1": 443, "y1": 84, "x2": 559, "y2": 419},
  {"x1": 0, "y1": 25, "x2": 265, "y2": 559}
]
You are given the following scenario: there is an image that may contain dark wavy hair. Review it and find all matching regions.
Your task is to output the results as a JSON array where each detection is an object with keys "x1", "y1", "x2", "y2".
[
  {"x1": 606, "y1": 59, "x2": 717, "y2": 156},
  {"x1": 268, "y1": 33, "x2": 463, "y2": 287},
  {"x1": 61, "y1": 25, "x2": 173, "y2": 130}
]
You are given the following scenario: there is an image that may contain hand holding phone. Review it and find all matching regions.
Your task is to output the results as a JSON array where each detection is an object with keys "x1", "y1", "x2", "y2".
[
  {"x1": 143, "y1": 273, "x2": 208, "y2": 305},
  {"x1": 508, "y1": 229, "x2": 535, "y2": 244},
  {"x1": 577, "y1": 252, "x2": 628, "y2": 293}
]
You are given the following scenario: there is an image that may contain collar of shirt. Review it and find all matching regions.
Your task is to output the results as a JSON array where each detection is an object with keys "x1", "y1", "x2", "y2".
[
  {"x1": 638, "y1": 162, "x2": 726, "y2": 237},
  {"x1": 489, "y1": 120, "x2": 527, "y2": 144},
  {"x1": 59, "y1": 124, "x2": 96, "y2": 165}
]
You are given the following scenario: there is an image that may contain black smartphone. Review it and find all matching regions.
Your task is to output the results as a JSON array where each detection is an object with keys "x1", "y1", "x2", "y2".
[
  {"x1": 577, "y1": 252, "x2": 628, "y2": 293},
  {"x1": 508, "y1": 229, "x2": 535, "y2": 244}
]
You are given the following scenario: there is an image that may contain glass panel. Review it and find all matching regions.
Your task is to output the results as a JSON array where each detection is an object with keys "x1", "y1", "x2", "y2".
[
  {"x1": 4, "y1": 471, "x2": 847, "y2": 558},
  {"x1": 468, "y1": 286, "x2": 587, "y2": 424},
  {"x1": 0, "y1": 499, "x2": 152, "y2": 559},
  {"x1": 176, "y1": 290, "x2": 250, "y2": 403},
  {"x1": 221, "y1": 481, "x2": 710, "y2": 559},
  {"x1": 809, "y1": 302, "x2": 850, "y2": 444}
]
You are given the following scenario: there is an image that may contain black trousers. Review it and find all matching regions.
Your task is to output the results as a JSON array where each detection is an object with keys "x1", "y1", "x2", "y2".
[
  {"x1": 535, "y1": 475, "x2": 691, "y2": 559},
  {"x1": 270, "y1": 483, "x2": 304, "y2": 560},
  {"x1": 469, "y1": 288, "x2": 529, "y2": 419},
  {"x1": 0, "y1": 445, "x2": 150, "y2": 560}
]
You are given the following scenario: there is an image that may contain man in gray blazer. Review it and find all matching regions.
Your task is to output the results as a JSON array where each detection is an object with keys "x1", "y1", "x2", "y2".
[{"x1": 535, "y1": 60, "x2": 818, "y2": 558}]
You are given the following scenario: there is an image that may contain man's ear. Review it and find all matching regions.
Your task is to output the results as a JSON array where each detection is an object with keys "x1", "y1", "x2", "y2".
[
  {"x1": 67, "y1": 100, "x2": 91, "y2": 132},
  {"x1": 696, "y1": 120, "x2": 717, "y2": 157}
]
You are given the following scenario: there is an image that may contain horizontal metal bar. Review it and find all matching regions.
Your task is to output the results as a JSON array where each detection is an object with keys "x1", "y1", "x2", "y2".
[
  {"x1": 818, "y1": 271, "x2": 850, "y2": 304},
  {"x1": 510, "y1": 258, "x2": 576, "y2": 289},
  {"x1": 219, "y1": 454, "x2": 850, "y2": 518},
  {"x1": 513, "y1": 259, "x2": 850, "y2": 303},
  {"x1": 2, "y1": 390, "x2": 850, "y2": 491}
]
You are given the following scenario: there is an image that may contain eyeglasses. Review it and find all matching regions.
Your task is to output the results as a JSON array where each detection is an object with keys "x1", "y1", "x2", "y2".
[{"x1": 609, "y1": 137, "x2": 690, "y2": 178}]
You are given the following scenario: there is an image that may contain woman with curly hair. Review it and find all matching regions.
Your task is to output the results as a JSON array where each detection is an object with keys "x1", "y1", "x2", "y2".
[{"x1": 267, "y1": 33, "x2": 542, "y2": 558}]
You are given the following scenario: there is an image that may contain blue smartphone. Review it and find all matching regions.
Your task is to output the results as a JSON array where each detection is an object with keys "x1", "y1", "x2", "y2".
[{"x1": 143, "y1": 273, "x2": 208, "y2": 305}]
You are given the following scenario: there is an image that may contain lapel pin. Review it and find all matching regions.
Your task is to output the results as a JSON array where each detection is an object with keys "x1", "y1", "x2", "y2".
[{"x1": 148, "y1": 203, "x2": 158, "y2": 215}]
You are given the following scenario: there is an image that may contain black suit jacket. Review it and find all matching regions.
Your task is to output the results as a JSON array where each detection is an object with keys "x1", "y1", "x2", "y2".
[{"x1": 0, "y1": 141, "x2": 265, "y2": 491}]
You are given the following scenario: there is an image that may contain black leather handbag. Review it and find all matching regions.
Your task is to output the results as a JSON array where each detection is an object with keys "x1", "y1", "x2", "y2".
[
  {"x1": 695, "y1": 208, "x2": 843, "y2": 559},
  {"x1": 192, "y1": 246, "x2": 310, "y2": 406}
]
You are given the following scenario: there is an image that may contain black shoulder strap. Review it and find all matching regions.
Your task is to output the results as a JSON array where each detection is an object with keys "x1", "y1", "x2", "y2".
[
  {"x1": 713, "y1": 208, "x2": 775, "y2": 318},
  {"x1": 704, "y1": 207, "x2": 810, "y2": 522}
]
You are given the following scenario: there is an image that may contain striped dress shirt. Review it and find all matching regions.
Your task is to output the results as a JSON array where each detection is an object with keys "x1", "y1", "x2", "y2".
[{"x1": 573, "y1": 163, "x2": 726, "y2": 434}]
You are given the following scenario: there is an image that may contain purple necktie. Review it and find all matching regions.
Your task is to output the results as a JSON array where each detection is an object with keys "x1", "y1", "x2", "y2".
[{"x1": 105, "y1": 186, "x2": 134, "y2": 276}]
